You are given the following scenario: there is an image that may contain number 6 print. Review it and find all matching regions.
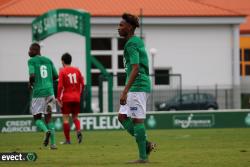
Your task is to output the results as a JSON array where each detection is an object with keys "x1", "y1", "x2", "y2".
[{"x1": 40, "y1": 65, "x2": 48, "y2": 78}]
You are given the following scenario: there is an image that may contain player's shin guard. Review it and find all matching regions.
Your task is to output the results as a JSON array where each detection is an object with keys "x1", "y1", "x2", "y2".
[
  {"x1": 35, "y1": 119, "x2": 48, "y2": 132},
  {"x1": 121, "y1": 117, "x2": 134, "y2": 136},
  {"x1": 47, "y1": 122, "x2": 56, "y2": 145},
  {"x1": 134, "y1": 123, "x2": 147, "y2": 160}
]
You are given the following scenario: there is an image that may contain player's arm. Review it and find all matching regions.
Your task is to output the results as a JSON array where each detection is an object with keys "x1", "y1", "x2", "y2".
[
  {"x1": 28, "y1": 60, "x2": 35, "y2": 90},
  {"x1": 120, "y1": 64, "x2": 138, "y2": 105},
  {"x1": 79, "y1": 70, "x2": 85, "y2": 93},
  {"x1": 57, "y1": 70, "x2": 64, "y2": 107},
  {"x1": 120, "y1": 43, "x2": 139, "y2": 105},
  {"x1": 51, "y1": 62, "x2": 58, "y2": 81},
  {"x1": 29, "y1": 74, "x2": 35, "y2": 90}
]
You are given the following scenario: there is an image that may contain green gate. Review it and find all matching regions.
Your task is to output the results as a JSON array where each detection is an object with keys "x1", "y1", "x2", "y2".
[
  {"x1": 32, "y1": 8, "x2": 113, "y2": 113},
  {"x1": 32, "y1": 8, "x2": 92, "y2": 112}
]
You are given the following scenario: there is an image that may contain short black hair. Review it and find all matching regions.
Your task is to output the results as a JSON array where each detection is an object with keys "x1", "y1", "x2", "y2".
[
  {"x1": 61, "y1": 53, "x2": 72, "y2": 65},
  {"x1": 31, "y1": 42, "x2": 40, "y2": 50},
  {"x1": 122, "y1": 13, "x2": 140, "y2": 29}
]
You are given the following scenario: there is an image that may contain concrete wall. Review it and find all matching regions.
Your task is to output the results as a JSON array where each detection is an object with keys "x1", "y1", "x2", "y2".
[{"x1": 144, "y1": 24, "x2": 233, "y2": 88}]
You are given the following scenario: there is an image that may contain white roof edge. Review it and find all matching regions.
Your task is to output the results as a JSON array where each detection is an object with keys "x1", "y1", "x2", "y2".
[
  {"x1": 0, "y1": 16, "x2": 246, "y2": 25},
  {"x1": 0, "y1": 16, "x2": 34, "y2": 24},
  {"x1": 92, "y1": 16, "x2": 246, "y2": 25}
]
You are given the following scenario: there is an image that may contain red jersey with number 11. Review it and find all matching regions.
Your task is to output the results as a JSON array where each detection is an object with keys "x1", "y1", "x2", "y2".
[{"x1": 57, "y1": 66, "x2": 84, "y2": 102}]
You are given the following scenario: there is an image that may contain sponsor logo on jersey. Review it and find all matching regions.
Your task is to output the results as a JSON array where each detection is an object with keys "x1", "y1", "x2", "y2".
[{"x1": 130, "y1": 107, "x2": 137, "y2": 111}]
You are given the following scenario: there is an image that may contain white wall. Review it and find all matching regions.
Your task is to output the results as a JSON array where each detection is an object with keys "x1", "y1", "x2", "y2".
[
  {"x1": 0, "y1": 25, "x2": 90, "y2": 81},
  {"x1": 0, "y1": 23, "x2": 120, "y2": 82},
  {"x1": 0, "y1": 23, "x2": 235, "y2": 89},
  {"x1": 0, "y1": 25, "x2": 31, "y2": 81},
  {"x1": 144, "y1": 25, "x2": 233, "y2": 88},
  {"x1": 40, "y1": 32, "x2": 86, "y2": 77}
]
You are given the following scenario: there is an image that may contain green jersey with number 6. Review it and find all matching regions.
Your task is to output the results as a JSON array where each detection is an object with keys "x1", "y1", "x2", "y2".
[
  {"x1": 28, "y1": 55, "x2": 58, "y2": 97},
  {"x1": 123, "y1": 36, "x2": 151, "y2": 92}
]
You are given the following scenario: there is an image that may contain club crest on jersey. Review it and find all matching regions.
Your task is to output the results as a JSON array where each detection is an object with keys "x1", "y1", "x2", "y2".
[{"x1": 130, "y1": 107, "x2": 137, "y2": 111}]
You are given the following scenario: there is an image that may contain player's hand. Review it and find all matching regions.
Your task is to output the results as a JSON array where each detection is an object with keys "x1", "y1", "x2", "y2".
[
  {"x1": 28, "y1": 83, "x2": 33, "y2": 91},
  {"x1": 120, "y1": 91, "x2": 127, "y2": 105},
  {"x1": 56, "y1": 99, "x2": 63, "y2": 108}
]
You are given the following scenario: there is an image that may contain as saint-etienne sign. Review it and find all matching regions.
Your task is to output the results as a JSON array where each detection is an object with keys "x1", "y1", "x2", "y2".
[{"x1": 32, "y1": 9, "x2": 89, "y2": 41}]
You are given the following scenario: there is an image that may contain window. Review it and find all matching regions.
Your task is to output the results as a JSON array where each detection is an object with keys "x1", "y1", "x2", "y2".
[
  {"x1": 91, "y1": 72, "x2": 115, "y2": 86},
  {"x1": 154, "y1": 69, "x2": 170, "y2": 85},
  {"x1": 118, "y1": 55, "x2": 124, "y2": 69},
  {"x1": 91, "y1": 37, "x2": 112, "y2": 87},
  {"x1": 240, "y1": 48, "x2": 250, "y2": 76},
  {"x1": 91, "y1": 73, "x2": 101, "y2": 86},
  {"x1": 246, "y1": 65, "x2": 250, "y2": 75},
  {"x1": 240, "y1": 64, "x2": 242, "y2": 76},
  {"x1": 117, "y1": 72, "x2": 126, "y2": 86},
  {"x1": 90, "y1": 36, "x2": 136, "y2": 87},
  {"x1": 91, "y1": 38, "x2": 111, "y2": 50},
  {"x1": 182, "y1": 94, "x2": 194, "y2": 103},
  {"x1": 118, "y1": 38, "x2": 126, "y2": 50},
  {"x1": 197, "y1": 94, "x2": 207, "y2": 102},
  {"x1": 244, "y1": 49, "x2": 250, "y2": 61},
  {"x1": 91, "y1": 55, "x2": 112, "y2": 69}
]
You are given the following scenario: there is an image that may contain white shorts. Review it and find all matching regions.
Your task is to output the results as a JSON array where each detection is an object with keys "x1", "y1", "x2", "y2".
[
  {"x1": 119, "y1": 92, "x2": 149, "y2": 119},
  {"x1": 30, "y1": 95, "x2": 57, "y2": 115}
]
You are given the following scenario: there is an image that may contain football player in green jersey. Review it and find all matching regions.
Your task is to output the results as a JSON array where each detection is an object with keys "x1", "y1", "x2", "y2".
[
  {"x1": 117, "y1": 13, "x2": 156, "y2": 163},
  {"x1": 28, "y1": 43, "x2": 58, "y2": 149}
]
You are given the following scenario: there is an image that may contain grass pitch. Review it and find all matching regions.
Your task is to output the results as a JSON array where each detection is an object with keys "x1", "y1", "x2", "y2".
[{"x1": 0, "y1": 128, "x2": 250, "y2": 167}]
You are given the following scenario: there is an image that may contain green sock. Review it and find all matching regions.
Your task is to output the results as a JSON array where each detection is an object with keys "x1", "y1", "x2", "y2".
[
  {"x1": 134, "y1": 123, "x2": 147, "y2": 160},
  {"x1": 47, "y1": 122, "x2": 56, "y2": 145},
  {"x1": 121, "y1": 117, "x2": 134, "y2": 136},
  {"x1": 35, "y1": 120, "x2": 48, "y2": 132}
]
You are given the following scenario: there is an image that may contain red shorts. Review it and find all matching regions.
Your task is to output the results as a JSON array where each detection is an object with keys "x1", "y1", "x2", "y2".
[{"x1": 61, "y1": 102, "x2": 80, "y2": 115}]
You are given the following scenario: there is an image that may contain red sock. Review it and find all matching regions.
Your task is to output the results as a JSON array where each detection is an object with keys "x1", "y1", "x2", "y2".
[
  {"x1": 73, "y1": 119, "x2": 80, "y2": 132},
  {"x1": 63, "y1": 123, "x2": 70, "y2": 142}
]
